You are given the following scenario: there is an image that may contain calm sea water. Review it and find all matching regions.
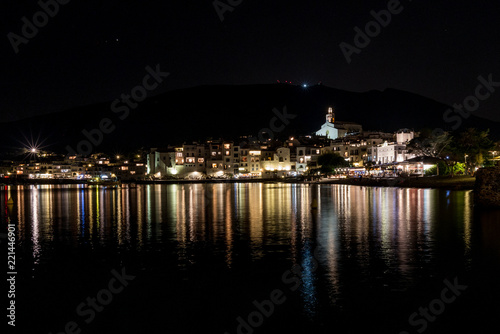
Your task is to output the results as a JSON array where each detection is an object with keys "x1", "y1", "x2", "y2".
[{"x1": 2, "y1": 184, "x2": 500, "y2": 334}]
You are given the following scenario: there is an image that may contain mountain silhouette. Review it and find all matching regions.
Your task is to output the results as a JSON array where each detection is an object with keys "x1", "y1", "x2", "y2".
[{"x1": 1, "y1": 84, "x2": 498, "y2": 155}]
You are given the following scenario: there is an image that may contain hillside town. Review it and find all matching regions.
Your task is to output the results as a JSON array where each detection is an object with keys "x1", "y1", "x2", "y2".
[{"x1": 1, "y1": 107, "x2": 498, "y2": 182}]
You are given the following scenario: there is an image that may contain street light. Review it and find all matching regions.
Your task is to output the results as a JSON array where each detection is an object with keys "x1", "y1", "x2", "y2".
[{"x1": 464, "y1": 154, "x2": 469, "y2": 175}]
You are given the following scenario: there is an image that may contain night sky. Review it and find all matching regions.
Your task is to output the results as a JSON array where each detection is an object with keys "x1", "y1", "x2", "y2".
[{"x1": 2, "y1": 0, "x2": 500, "y2": 123}]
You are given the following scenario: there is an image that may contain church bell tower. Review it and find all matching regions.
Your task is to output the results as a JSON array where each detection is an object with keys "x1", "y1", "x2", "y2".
[{"x1": 326, "y1": 107, "x2": 335, "y2": 123}]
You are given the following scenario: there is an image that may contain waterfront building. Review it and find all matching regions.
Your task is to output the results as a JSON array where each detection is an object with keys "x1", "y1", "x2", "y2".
[
  {"x1": 207, "y1": 140, "x2": 225, "y2": 177},
  {"x1": 147, "y1": 148, "x2": 175, "y2": 178},
  {"x1": 261, "y1": 147, "x2": 294, "y2": 177},
  {"x1": 370, "y1": 129, "x2": 415, "y2": 165}
]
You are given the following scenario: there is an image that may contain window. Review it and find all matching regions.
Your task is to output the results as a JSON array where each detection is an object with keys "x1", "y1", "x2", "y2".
[
  {"x1": 212, "y1": 163, "x2": 217, "y2": 168},
  {"x1": 198, "y1": 158, "x2": 204, "y2": 163}
]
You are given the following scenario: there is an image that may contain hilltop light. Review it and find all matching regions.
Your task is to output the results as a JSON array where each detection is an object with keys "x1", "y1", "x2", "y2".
[{"x1": 302, "y1": 83, "x2": 308, "y2": 88}]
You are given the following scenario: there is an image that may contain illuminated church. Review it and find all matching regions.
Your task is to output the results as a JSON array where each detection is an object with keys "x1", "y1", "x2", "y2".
[{"x1": 315, "y1": 107, "x2": 362, "y2": 140}]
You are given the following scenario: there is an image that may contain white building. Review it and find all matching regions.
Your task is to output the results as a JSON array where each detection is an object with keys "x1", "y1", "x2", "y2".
[
  {"x1": 316, "y1": 107, "x2": 339, "y2": 139},
  {"x1": 316, "y1": 107, "x2": 362, "y2": 140},
  {"x1": 371, "y1": 129, "x2": 415, "y2": 165}
]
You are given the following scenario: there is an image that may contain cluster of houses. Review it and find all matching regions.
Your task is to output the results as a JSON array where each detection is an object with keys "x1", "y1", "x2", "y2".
[
  {"x1": 0, "y1": 107, "x2": 436, "y2": 181},
  {"x1": 146, "y1": 108, "x2": 429, "y2": 179},
  {"x1": 0, "y1": 154, "x2": 147, "y2": 181}
]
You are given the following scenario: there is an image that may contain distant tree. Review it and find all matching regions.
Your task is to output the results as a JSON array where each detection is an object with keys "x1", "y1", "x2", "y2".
[
  {"x1": 484, "y1": 141, "x2": 500, "y2": 166},
  {"x1": 447, "y1": 128, "x2": 495, "y2": 174},
  {"x1": 407, "y1": 128, "x2": 451, "y2": 158},
  {"x1": 425, "y1": 161, "x2": 465, "y2": 176},
  {"x1": 317, "y1": 153, "x2": 349, "y2": 174},
  {"x1": 490, "y1": 141, "x2": 500, "y2": 160}
]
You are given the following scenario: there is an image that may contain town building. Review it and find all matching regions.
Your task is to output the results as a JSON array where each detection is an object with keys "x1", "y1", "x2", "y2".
[
  {"x1": 370, "y1": 129, "x2": 415, "y2": 165},
  {"x1": 316, "y1": 107, "x2": 363, "y2": 140}
]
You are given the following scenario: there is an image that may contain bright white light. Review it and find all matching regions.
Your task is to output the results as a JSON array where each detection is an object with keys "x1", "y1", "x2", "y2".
[
  {"x1": 31, "y1": 148, "x2": 37, "y2": 153},
  {"x1": 302, "y1": 84, "x2": 308, "y2": 88}
]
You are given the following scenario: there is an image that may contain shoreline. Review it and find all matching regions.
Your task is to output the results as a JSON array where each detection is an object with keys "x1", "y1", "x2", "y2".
[
  {"x1": 317, "y1": 176, "x2": 476, "y2": 190},
  {"x1": 0, "y1": 176, "x2": 476, "y2": 190}
]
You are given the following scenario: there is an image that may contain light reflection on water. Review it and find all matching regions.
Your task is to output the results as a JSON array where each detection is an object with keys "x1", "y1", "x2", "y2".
[
  {"x1": 0, "y1": 184, "x2": 490, "y2": 266},
  {"x1": 2, "y1": 183, "x2": 499, "y2": 331}
]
